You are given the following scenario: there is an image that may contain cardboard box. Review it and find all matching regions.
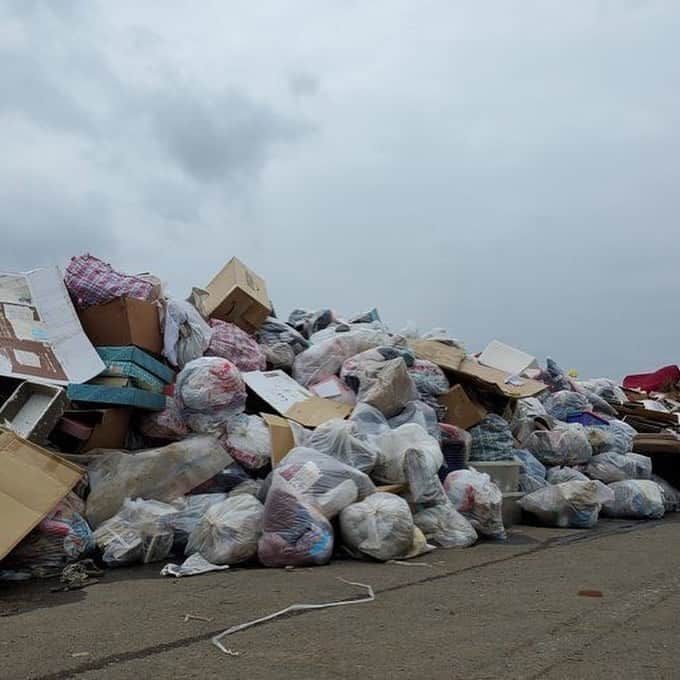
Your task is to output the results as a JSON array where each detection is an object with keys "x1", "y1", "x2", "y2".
[
  {"x1": 0, "y1": 428, "x2": 84, "y2": 560},
  {"x1": 67, "y1": 383, "x2": 165, "y2": 410},
  {"x1": 261, "y1": 413, "x2": 297, "y2": 467},
  {"x1": 410, "y1": 340, "x2": 546, "y2": 399},
  {"x1": 203, "y1": 257, "x2": 271, "y2": 333},
  {"x1": 95, "y1": 345, "x2": 174, "y2": 392},
  {"x1": 53, "y1": 408, "x2": 132, "y2": 452},
  {"x1": 243, "y1": 370, "x2": 352, "y2": 427},
  {"x1": 438, "y1": 384, "x2": 487, "y2": 430},
  {"x1": 79, "y1": 297, "x2": 162, "y2": 355},
  {"x1": 477, "y1": 340, "x2": 538, "y2": 376},
  {"x1": 0, "y1": 381, "x2": 68, "y2": 444}
]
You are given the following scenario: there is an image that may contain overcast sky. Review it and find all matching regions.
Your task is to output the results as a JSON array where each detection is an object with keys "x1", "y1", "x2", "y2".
[{"x1": 1, "y1": 1, "x2": 679, "y2": 379}]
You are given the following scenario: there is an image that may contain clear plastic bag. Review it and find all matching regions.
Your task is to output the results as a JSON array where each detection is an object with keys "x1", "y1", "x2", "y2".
[
  {"x1": 469, "y1": 415, "x2": 515, "y2": 462},
  {"x1": 586, "y1": 420, "x2": 636, "y2": 455},
  {"x1": 578, "y1": 378, "x2": 627, "y2": 405},
  {"x1": 372, "y1": 423, "x2": 443, "y2": 485},
  {"x1": 518, "y1": 480, "x2": 614, "y2": 528},
  {"x1": 137, "y1": 397, "x2": 188, "y2": 441},
  {"x1": 585, "y1": 452, "x2": 652, "y2": 483},
  {"x1": 513, "y1": 397, "x2": 548, "y2": 423},
  {"x1": 161, "y1": 493, "x2": 229, "y2": 548},
  {"x1": 444, "y1": 469, "x2": 506, "y2": 540},
  {"x1": 93, "y1": 498, "x2": 177, "y2": 566},
  {"x1": 513, "y1": 448, "x2": 550, "y2": 494},
  {"x1": 524, "y1": 423, "x2": 592, "y2": 466},
  {"x1": 542, "y1": 390, "x2": 591, "y2": 421},
  {"x1": 185, "y1": 495, "x2": 264, "y2": 564},
  {"x1": 413, "y1": 502, "x2": 477, "y2": 548},
  {"x1": 546, "y1": 466, "x2": 589, "y2": 484},
  {"x1": 339, "y1": 492, "x2": 419, "y2": 561},
  {"x1": 651, "y1": 474, "x2": 680, "y2": 512},
  {"x1": 206, "y1": 320, "x2": 266, "y2": 372},
  {"x1": 163, "y1": 298, "x2": 212, "y2": 369},
  {"x1": 261, "y1": 342, "x2": 296, "y2": 370},
  {"x1": 86, "y1": 435, "x2": 233, "y2": 528},
  {"x1": 601, "y1": 480, "x2": 665, "y2": 519},
  {"x1": 292, "y1": 328, "x2": 392, "y2": 387},
  {"x1": 222, "y1": 414, "x2": 272, "y2": 471},
  {"x1": 175, "y1": 357, "x2": 246, "y2": 433},
  {"x1": 407, "y1": 359, "x2": 449, "y2": 400},
  {"x1": 305, "y1": 419, "x2": 379, "y2": 473}
]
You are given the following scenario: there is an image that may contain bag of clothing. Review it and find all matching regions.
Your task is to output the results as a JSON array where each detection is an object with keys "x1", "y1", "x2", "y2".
[
  {"x1": 407, "y1": 359, "x2": 449, "y2": 401},
  {"x1": 546, "y1": 466, "x2": 589, "y2": 484},
  {"x1": 523, "y1": 423, "x2": 592, "y2": 466},
  {"x1": 518, "y1": 481, "x2": 614, "y2": 528},
  {"x1": 222, "y1": 414, "x2": 272, "y2": 471},
  {"x1": 163, "y1": 299, "x2": 212, "y2": 369},
  {"x1": 651, "y1": 474, "x2": 680, "y2": 512},
  {"x1": 513, "y1": 397, "x2": 548, "y2": 423},
  {"x1": 601, "y1": 480, "x2": 665, "y2": 520},
  {"x1": 444, "y1": 469, "x2": 506, "y2": 540},
  {"x1": 256, "y1": 317, "x2": 309, "y2": 359},
  {"x1": 542, "y1": 390, "x2": 591, "y2": 422},
  {"x1": 469, "y1": 415, "x2": 515, "y2": 462},
  {"x1": 160, "y1": 493, "x2": 229, "y2": 549},
  {"x1": 513, "y1": 449, "x2": 547, "y2": 494},
  {"x1": 86, "y1": 435, "x2": 232, "y2": 527},
  {"x1": 175, "y1": 357, "x2": 246, "y2": 433},
  {"x1": 137, "y1": 397, "x2": 188, "y2": 441},
  {"x1": 64, "y1": 253, "x2": 156, "y2": 309},
  {"x1": 585, "y1": 452, "x2": 652, "y2": 484},
  {"x1": 185, "y1": 495, "x2": 264, "y2": 564},
  {"x1": 305, "y1": 419, "x2": 378, "y2": 473},
  {"x1": 586, "y1": 420, "x2": 636, "y2": 455},
  {"x1": 339, "y1": 493, "x2": 423, "y2": 561},
  {"x1": 206, "y1": 320, "x2": 266, "y2": 372},
  {"x1": 413, "y1": 502, "x2": 477, "y2": 548}
]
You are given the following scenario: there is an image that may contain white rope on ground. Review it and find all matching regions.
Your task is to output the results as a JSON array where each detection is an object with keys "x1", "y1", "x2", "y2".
[{"x1": 211, "y1": 577, "x2": 375, "y2": 656}]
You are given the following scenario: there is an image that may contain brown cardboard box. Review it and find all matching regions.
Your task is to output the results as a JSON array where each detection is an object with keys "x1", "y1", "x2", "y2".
[
  {"x1": 0, "y1": 428, "x2": 83, "y2": 560},
  {"x1": 53, "y1": 409, "x2": 132, "y2": 453},
  {"x1": 438, "y1": 384, "x2": 487, "y2": 430},
  {"x1": 204, "y1": 257, "x2": 271, "y2": 333},
  {"x1": 261, "y1": 413, "x2": 297, "y2": 467},
  {"x1": 79, "y1": 297, "x2": 162, "y2": 355}
]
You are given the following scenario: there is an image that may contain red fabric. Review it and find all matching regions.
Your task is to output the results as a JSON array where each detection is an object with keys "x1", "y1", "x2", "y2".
[
  {"x1": 205, "y1": 319, "x2": 266, "y2": 372},
  {"x1": 64, "y1": 254, "x2": 154, "y2": 309},
  {"x1": 623, "y1": 365, "x2": 680, "y2": 393}
]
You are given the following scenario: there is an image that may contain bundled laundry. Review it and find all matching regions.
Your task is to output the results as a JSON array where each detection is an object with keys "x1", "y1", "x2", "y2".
[{"x1": 1, "y1": 252, "x2": 679, "y2": 581}]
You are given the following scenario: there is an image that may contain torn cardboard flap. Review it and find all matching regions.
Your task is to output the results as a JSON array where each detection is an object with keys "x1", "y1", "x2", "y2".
[
  {"x1": 0, "y1": 428, "x2": 84, "y2": 560},
  {"x1": 438, "y1": 384, "x2": 487, "y2": 430},
  {"x1": 261, "y1": 413, "x2": 296, "y2": 467},
  {"x1": 244, "y1": 370, "x2": 351, "y2": 427},
  {"x1": 410, "y1": 340, "x2": 546, "y2": 399}
]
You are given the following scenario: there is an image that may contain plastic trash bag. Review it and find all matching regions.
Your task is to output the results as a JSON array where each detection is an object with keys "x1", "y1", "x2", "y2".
[
  {"x1": 163, "y1": 299, "x2": 212, "y2": 369},
  {"x1": 161, "y1": 493, "x2": 229, "y2": 549},
  {"x1": 524, "y1": 423, "x2": 592, "y2": 466},
  {"x1": 309, "y1": 376, "x2": 357, "y2": 406},
  {"x1": 64, "y1": 253, "x2": 156, "y2": 308},
  {"x1": 288, "y1": 308, "x2": 339, "y2": 339},
  {"x1": 602, "y1": 480, "x2": 665, "y2": 520},
  {"x1": 407, "y1": 359, "x2": 449, "y2": 400},
  {"x1": 339, "y1": 493, "x2": 422, "y2": 561},
  {"x1": 93, "y1": 498, "x2": 177, "y2": 566},
  {"x1": 305, "y1": 419, "x2": 379, "y2": 473},
  {"x1": 189, "y1": 462, "x2": 251, "y2": 494},
  {"x1": 86, "y1": 435, "x2": 232, "y2": 527},
  {"x1": 513, "y1": 397, "x2": 548, "y2": 423},
  {"x1": 413, "y1": 502, "x2": 477, "y2": 548},
  {"x1": 161, "y1": 553, "x2": 231, "y2": 578},
  {"x1": 257, "y1": 317, "x2": 309, "y2": 357},
  {"x1": 469, "y1": 415, "x2": 515, "y2": 462},
  {"x1": 578, "y1": 378, "x2": 627, "y2": 405},
  {"x1": 387, "y1": 401, "x2": 441, "y2": 441},
  {"x1": 543, "y1": 390, "x2": 591, "y2": 421},
  {"x1": 3, "y1": 493, "x2": 95, "y2": 578},
  {"x1": 257, "y1": 488, "x2": 334, "y2": 567},
  {"x1": 137, "y1": 397, "x2": 188, "y2": 441},
  {"x1": 222, "y1": 414, "x2": 272, "y2": 471},
  {"x1": 292, "y1": 328, "x2": 392, "y2": 387},
  {"x1": 185, "y1": 495, "x2": 264, "y2": 564},
  {"x1": 513, "y1": 449, "x2": 549, "y2": 493},
  {"x1": 175, "y1": 357, "x2": 246, "y2": 433},
  {"x1": 546, "y1": 466, "x2": 589, "y2": 484},
  {"x1": 536, "y1": 357, "x2": 572, "y2": 393},
  {"x1": 372, "y1": 423, "x2": 443, "y2": 485},
  {"x1": 444, "y1": 469, "x2": 506, "y2": 540},
  {"x1": 518, "y1": 481, "x2": 614, "y2": 528},
  {"x1": 439, "y1": 424, "x2": 471, "y2": 478},
  {"x1": 206, "y1": 319, "x2": 266, "y2": 372},
  {"x1": 586, "y1": 420, "x2": 636, "y2": 455},
  {"x1": 651, "y1": 474, "x2": 680, "y2": 512},
  {"x1": 585, "y1": 452, "x2": 652, "y2": 483},
  {"x1": 261, "y1": 342, "x2": 296, "y2": 370}
]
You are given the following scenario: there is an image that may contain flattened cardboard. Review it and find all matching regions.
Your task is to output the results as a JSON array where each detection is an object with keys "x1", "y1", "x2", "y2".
[
  {"x1": 79, "y1": 297, "x2": 162, "y2": 355},
  {"x1": 438, "y1": 384, "x2": 487, "y2": 430},
  {"x1": 261, "y1": 413, "x2": 296, "y2": 467},
  {"x1": 243, "y1": 370, "x2": 351, "y2": 427},
  {"x1": 0, "y1": 267, "x2": 105, "y2": 384},
  {"x1": 0, "y1": 428, "x2": 83, "y2": 560},
  {"x1": 478, "y1": 340, "x2": 538, "y2": 376},
  {"x1": 204, "y1": 257, "x2": 271, "y2": 333},
  {"x1": 410, "y1": 340, "x2": 546, "y2": 399}
]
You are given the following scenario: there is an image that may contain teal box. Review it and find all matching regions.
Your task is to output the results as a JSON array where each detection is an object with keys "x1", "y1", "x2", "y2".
[
  {"x1": 67, "y1": 383, "x2": 165, "y2": 411},
  {"x1": 96, "y1": 346, "x2": 174, "y2": 384},
  {"x1": 101, "y1": 361, "x2": 165, "y2": 393}
]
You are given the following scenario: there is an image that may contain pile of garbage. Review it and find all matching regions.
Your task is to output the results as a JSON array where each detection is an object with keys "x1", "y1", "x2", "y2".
[{"x1": 0, "y1": 254, "x2": 678, "y2": 580}]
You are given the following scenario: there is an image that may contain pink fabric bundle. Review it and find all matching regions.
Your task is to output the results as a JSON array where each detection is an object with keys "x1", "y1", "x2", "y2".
[{"x1": 206, "y1": 319, "x2": 266, "y2": 372}]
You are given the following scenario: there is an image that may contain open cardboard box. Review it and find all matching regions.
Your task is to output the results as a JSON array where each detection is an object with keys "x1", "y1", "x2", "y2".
[
  {"x1": 0, "y1": 428, "x2": 84, "y2": 560},
  {"x1": 438, "y1": 384, "x2": 487, "y2": 430}
]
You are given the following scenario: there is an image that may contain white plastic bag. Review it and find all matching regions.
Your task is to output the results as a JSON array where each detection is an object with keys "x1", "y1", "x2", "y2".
[
  {"x1": 339, "y1": 492, "x2": 422, "y2": 561},
  {"x1": 444, "y1": 469, "x2": 506, "y2": 540},
  {"x1": 518, "y1": 480, "x2": 614, "y2": 528},
  {"x1": 546, "y1": 466, "x2": 589, "y2": 484},
  {"x1": 524, "y1": 423, "x2": 592, "y2": 466},
  {"x1": 413, "y1": 502, "x2": 477, "y2": 548},
  {"x1": 185, "y1": 495, "x2": 264, "y2": 564},
  {"x1": 222, "y1": 414, "x2": 272, "y2": 471},
  {"x1": 163, "y1": 298, "x2": 212, "y2": 369},
  {"x1": 585, "y1": 452, "x2": 652, "y2": 483},
  {"x1": 86, "y1": 435, "x2": 232, "y2": 528},
  {"x1": 305, "y1": 419, "x2": 379, "y2": 473},
  {"x1": 601, "y1": 480, "x2": 665, "y2": 519}
]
